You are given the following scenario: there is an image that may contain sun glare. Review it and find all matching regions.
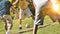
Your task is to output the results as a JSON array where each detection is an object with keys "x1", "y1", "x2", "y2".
[
  {"x1": 53, "y1": 4, "x2": 59, "y2": 12},
  {"x1": 51, "y1": 0, "x2": 59, "y2": 12}
]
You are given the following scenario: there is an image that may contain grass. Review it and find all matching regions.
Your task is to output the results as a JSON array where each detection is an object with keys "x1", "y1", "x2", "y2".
[{"x1": 0, "y1": 16, "x2": 60, "y2": 34}]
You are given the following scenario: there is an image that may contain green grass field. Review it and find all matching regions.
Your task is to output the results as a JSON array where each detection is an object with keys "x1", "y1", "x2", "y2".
[{"x1": 0, "y1": 16, "x2": 60, "y2": 34}]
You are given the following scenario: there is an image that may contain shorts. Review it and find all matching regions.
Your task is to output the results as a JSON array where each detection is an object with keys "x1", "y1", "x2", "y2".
[
  {"x1": 19, "y1": 8, "x2": 33, "y2": 19},
  {"x1": 0, "y1": 15, "x2": 12, "y2": 24}
]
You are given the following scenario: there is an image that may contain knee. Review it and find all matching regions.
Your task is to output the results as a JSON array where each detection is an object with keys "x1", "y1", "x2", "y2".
[{"x1": 3, "y1": 15, "x2": 7, "y2": 20}]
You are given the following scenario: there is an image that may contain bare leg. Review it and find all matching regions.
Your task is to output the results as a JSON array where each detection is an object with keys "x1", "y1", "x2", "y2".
[
  {"x1": 19, "y1": 19, "x2": 22, "y2": 29},
  {"x1": 33, "y1": 0, "x2": 48, "y2": 34},
  {"x1": 3, "y1": 15, "x2": 13, "y2": 34},
  {"x1": 3, "y1": 19, "x2": 7, "y2": 31},
  {"x1": 33, "y1": 25, "x2": 38, "y2": 34}
]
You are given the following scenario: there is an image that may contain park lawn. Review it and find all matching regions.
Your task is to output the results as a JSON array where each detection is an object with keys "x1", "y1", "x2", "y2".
[{"x1": 0, "y1": 16, "x2": 60, "y2": 34}]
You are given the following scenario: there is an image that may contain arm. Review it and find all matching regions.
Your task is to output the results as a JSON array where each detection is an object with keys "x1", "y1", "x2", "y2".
[
  {"x1": 12, "y1": 0, "x2": 19, "y2": 5},
  {"x1": 10, "y1": 6, "x2": 19, "y2": 19},
  {"x1": 10, "y1": 6, "x2": 18, "y2": 14}
]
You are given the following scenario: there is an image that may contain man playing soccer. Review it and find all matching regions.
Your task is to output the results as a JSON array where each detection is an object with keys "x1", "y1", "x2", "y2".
[
  {"x1": 33, "y1": 0, "x2": 48, "y2": 34},
  {"x1": 16, "y1": 0, "x2": 34, "y2": 29},
  {"x1": 0, "y1": 0, "x2": 17, "y2": 34}
]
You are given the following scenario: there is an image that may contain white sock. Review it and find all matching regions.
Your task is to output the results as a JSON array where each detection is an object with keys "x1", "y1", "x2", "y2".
[{"x1": 6, "y1": 30, "x2": 10, "y2": 34}]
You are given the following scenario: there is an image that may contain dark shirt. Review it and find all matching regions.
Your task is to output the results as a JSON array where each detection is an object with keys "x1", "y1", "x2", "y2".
[{"x1": 0, "y1": 0, "x2": 12, "y2": 16}]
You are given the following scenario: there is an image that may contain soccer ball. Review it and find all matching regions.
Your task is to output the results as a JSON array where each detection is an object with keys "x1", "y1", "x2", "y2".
[{"x1": 26, "y1": 23, "x2": 30, "y2": 28}]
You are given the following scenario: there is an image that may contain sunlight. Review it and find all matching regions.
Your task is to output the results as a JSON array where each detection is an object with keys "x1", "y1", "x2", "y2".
[
  {"x1": 53, "y1": 4, "x2": 59, "y2": 12},
  {"x1": 51, "y1": 0, "x2": 59, "y2": 12}
]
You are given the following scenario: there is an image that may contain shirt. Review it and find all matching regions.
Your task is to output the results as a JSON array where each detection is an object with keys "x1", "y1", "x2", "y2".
[
  {"x1": 19, "y1": 0, "x2": 29, "y2": 10},
  {"x1": 0, "y1": 0, "x2": 12, "y2": 16}
]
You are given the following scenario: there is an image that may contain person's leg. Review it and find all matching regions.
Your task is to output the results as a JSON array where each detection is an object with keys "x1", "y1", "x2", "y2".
[
  {"x1": 19, "y1": 8, "x2": 23, "y2": 29},
  {"x1": 3, "y1": 15, "x2": 13, "y2": 34},
  {"x1": 33, "y1": 7, "x2": 41, "y2": 34},
  {"x1": 33, "y1": 25, "x2": 38, "y2": 34},
  {"x1": 33, "y1": 18, "x2": 44, "y2": 34},
  {"x1": 19, "y1": 19, "x2": 22, "y2": 29},
  {"x1": 33, "y1": 0, "x2": 48, "y2": 34},
  {"x1": 33, "y1": 12, "x2": 44, "y2": 34},
  {"x1": 3, "y1": 17, "x2": 7, "y2": 31}
]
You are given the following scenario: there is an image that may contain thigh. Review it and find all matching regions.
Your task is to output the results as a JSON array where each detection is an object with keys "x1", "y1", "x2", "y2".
[
  {"x1": 19, "y1": 8, "x2": 27, "y2": 19},
  {"x1": 3, "y1": 15, "x2": 12, "y2": 24}
]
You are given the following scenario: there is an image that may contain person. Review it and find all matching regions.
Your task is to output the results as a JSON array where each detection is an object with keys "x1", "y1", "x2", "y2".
[
  {"x1": 33, "y1": 0, "x2": 48, "y2": 34},
  {"x1": 16, "y1": 0, "x2": 34, "y2": 29},
  {"x1": 9, "y1": 0, "x2": 34, "y2": 29},
  {"x1": 10, "y1": 0, "x2": 19, "y2": 19},
  {"x1": 0, "y1": 0, "x2": 17, "y2": 34}
]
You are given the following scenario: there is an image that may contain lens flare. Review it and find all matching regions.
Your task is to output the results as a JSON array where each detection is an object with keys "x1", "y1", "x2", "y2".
[
  {"x1": 51, "y1": 0, "x2": 59, "y2": 12},
  {"x1": 53, "y1": 4, "x2": 59, "y2": 12}
]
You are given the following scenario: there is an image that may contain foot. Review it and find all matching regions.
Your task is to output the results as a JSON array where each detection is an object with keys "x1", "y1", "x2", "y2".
[{"x1": 19, "y1": 25, "x2": 22, "y2": 29}]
